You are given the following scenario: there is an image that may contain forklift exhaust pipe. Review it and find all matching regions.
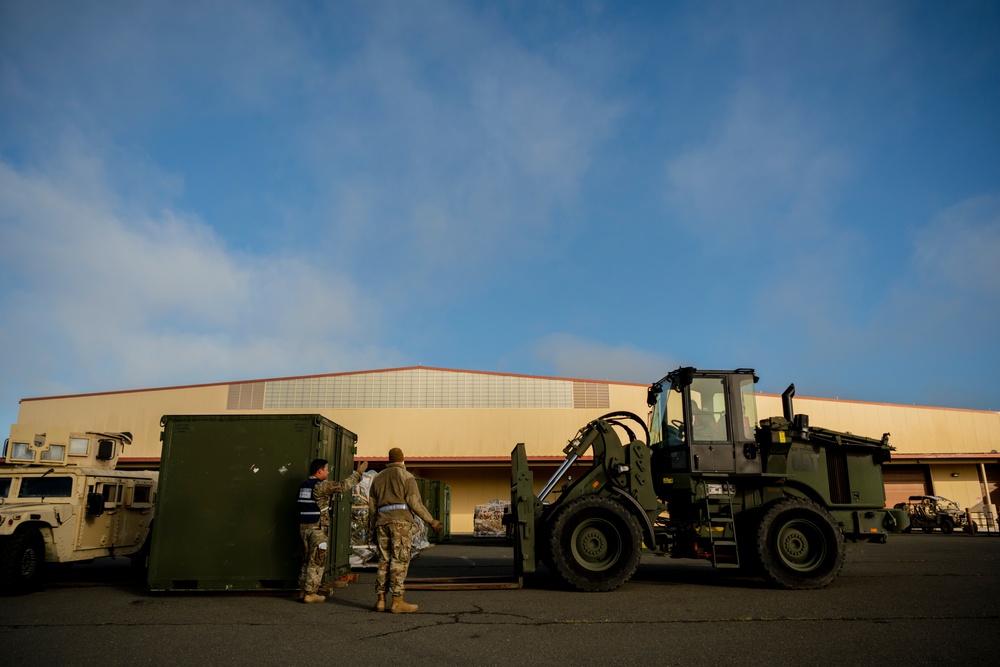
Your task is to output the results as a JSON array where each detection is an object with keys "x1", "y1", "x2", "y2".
[{"x1": 782, "y1": 384, "x2": 795, "y2": 422}]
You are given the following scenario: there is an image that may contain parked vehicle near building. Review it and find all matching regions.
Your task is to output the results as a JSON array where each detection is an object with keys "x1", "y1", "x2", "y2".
[
  {"x1": 0, "y1": 427, "x2": 157, "y2": 593},
  {"x1": 894, "y1": 495, "x2": 975, "y2": 534}
]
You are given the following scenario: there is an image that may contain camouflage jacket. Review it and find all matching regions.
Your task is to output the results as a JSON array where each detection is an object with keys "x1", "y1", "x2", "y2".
[
  {"x1": 368, "y1": 463, "x2": 435, "y2": 528},
  {"x1": 308, "y1": 470, "x2": 363, "y2": 528}
]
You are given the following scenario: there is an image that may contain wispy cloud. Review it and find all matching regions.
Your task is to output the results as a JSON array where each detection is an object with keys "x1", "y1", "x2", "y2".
[
  {"x1": 664, "y1": 84, "x2": 851, "y2": 246},
  {"x1": 911, "y1": 195, "x2": 1000, "y2": 297},
  {"x1": 307, "y1": 3, "x2": 622, "y2": 294},
  {"x1": 0, "y1": 148, "x2": 396, "y2": 401}
]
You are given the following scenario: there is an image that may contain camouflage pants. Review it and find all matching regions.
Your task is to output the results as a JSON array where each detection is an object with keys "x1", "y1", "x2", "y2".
[
  {"x1": 374, "y1": 519, "x2": 412, "y2": 597},
  {"x1": 299, "y1": 523, "x2": 328, "y2": 594}
]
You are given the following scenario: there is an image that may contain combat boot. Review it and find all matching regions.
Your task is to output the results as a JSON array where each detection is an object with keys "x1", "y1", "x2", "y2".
[
  {"x1": 303, "y1": 593, "x2": 326, "y2": 604},
  {"x1": 374, "y1": 594, "x2": 385, "y2": 612},
  {"x1": 391, "y1": 595, "x2": 418, "y2": 613}
]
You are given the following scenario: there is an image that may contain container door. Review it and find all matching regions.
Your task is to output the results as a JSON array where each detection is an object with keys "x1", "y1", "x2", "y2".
[{"x1": 324, "y1": 423, "x2": 358, "y2": 580}]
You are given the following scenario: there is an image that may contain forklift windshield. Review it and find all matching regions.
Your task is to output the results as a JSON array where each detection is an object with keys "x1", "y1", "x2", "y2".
[
  {"x1": 648, "y1": 377, "x2": 690, "y2": 472},
  {"x1": 650, "y1": 375, "x2": 730, "y2": 446}
]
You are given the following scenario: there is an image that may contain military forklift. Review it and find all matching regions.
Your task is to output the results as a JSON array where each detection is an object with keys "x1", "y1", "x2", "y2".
[{"x1": 508, "y1": 367, "x2": 908, "y2": 591}]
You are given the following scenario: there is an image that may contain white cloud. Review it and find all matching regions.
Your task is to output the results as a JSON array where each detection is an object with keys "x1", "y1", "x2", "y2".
[
  {"x1": 912, "y1": 195, "x2": 1000, "y2": 296},
  {"x1": 0, "y1": 151, "x2": 396, "y2": 410},
  {"x1": 309, "y1": 3, "x2": 622, "y2": 291},
  {"x1": 873, "y1": 195, "x2": 1000, "y2": 351},
  {"x1": 664, "y1": 84, "x2": 851, "y2": 246}
]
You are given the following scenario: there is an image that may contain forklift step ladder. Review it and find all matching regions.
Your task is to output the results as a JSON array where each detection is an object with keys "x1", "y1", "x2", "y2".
[{"x1": 701, "y1": 480, "x2": 740, "y2": 569}]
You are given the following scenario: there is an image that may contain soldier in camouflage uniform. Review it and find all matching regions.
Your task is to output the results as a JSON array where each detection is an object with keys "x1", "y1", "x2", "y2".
[
  {"x1": 368, "y1": 447, "x2": 443, "y2": 613},
  {"x1": 298, "y1": 457, "x2": 368, "y2": 603}
]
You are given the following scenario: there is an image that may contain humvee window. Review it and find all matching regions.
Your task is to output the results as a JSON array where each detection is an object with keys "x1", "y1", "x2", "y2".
[
  {"x1": 19, "y1": 477, "x2": 73, "y2": 498},
  {"x1": 40, "y1": 444, "x2": 66, "y2": 462},
  {"x1": 102, "y1": 484, "x2": 122, "y2": 505},
  {"x1": 69, "y1": 437, "x2": 90, "y2": 456},
  {"x1": 0, "y1": 478, "x2": 11, "y2": 497},
  {"x1": 132, "y1": 485, "x2": 152, "y2": 505},
  {"x1": 9, "y1": 441, "x2": 31, "y2": 461}
]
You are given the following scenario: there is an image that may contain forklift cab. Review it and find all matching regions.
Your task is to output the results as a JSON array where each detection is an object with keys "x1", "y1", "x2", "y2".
[{"x1": 648, "y1": 367, "x2": 761, "y2": 475}]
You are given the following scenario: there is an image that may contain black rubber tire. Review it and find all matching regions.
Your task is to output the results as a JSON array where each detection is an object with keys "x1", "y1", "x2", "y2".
[
  {"x1": 547, "y1": 496, "x2": 643, "y2": 592},
  {"x1": 756, "y1": 497, "x2": 845, "y2": 590},
  {"x1": 940, "y1": 518, "x2": 954, "y2": 535},
  {"x1": 130, "y1": 529, "x2": 153, "y2": 581},
  {"x1": 966, "y1": 521, "x2": 978, "y2": 535},
  {"x1": 0, "y1": 530, "x2": 45, "y2": 594},
  {"x1": 537, "y1": 525, "x2": 557, "y2": 574},
  {"x1": 734, "y1": 510, "x2": 763, "y2": 576}
]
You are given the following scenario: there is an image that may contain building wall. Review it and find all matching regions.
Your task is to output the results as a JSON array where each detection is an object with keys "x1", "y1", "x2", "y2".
[
  {"x1": 756, "y1": 394, "x2": 1000, "y2": 455},
  {"x1": 11, "y1": 367, "x2": 1000, "y2": 531}
]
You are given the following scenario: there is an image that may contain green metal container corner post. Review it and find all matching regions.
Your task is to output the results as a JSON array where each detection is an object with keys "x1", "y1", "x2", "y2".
[{"x1": 147, "y1": 414, "x2": 358, "y2": 592}]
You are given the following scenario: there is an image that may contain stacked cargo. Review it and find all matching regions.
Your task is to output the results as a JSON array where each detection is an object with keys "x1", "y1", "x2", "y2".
[
  {"x1": 349, "y1": 470, "x2": 450, "y2": 566},
  {"x1": 473, "y1": 499, "x2": 510, "y2": 537}
]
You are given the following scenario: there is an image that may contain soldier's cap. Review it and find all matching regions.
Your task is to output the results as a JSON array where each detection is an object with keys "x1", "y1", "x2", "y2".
[{"x1": 388, "y1": 447, "x2": 405, "y2": 463}]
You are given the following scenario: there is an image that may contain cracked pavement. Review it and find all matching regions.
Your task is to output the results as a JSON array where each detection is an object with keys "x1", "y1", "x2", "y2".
[{"x1": 1, "y1": 534, "x2": 997, "y2": 666}]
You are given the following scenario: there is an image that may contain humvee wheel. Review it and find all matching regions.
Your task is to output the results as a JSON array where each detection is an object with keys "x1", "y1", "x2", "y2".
[
  {"x1": 756, "y1": 498, "x2": 845, "y2": 590},
  {"x1": 939, "y1": 518, "x2": 955, "y2": 535},
  {"x1": 548, "y1": 496, "x2": 642, "y2": 592},
  {"x1": 0, "y1": 529, "x2": 45, "y2": 594}
]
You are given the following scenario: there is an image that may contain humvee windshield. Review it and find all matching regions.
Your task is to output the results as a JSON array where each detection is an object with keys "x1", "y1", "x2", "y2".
[{"x1": 19, "y1": 477, "x2": 73, "y2": 498}]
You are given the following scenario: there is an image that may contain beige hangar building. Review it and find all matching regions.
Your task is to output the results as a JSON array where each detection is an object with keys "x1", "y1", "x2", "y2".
[{"x1": 8, "y1": 365, "x2": 1000, "y2": 533}]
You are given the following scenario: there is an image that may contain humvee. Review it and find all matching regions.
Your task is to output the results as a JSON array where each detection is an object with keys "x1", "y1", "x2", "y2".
[{"x1": 0, "y1": 426, "x2": 157, "y2": 593}]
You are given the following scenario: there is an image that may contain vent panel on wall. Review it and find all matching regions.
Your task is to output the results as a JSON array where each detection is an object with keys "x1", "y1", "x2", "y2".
[{"x1": 225, "y1": 369, "x2": 610, "y2": 410}]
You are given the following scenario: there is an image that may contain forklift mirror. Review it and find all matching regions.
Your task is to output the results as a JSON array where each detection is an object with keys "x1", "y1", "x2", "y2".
[
  {"x1": 676, "y1": 367, "x2": 695, "y2": 389},
  {"x1": 647, "y1": 383, "x2": 662, "y2": 406}
]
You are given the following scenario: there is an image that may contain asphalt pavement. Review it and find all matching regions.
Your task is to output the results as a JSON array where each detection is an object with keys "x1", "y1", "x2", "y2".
[{"x1": 1, "y1": 533, "x2": 998, "y2": 666}]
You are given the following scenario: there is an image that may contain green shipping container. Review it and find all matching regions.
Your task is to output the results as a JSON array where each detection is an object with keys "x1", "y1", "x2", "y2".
[
  {"x1": 414, "y1": 476, "x2": 451, "y2": 543},
  {"x1": 148, "y1": 414, "x2": 358, "y2": 591}
]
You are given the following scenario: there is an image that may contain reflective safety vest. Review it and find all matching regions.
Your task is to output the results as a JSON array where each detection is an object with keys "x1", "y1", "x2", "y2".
[{"x1": 298, "y1": 478, "x2": 321, "y2": 524}]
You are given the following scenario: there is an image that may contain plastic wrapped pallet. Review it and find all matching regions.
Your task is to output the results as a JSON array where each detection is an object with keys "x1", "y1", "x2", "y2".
[
  {"x1": 350, "y1": 470, "x2": 430, "y2": 567},
  {"x1": 473, "y1": 499, "x2": 510, "y2": 537}
]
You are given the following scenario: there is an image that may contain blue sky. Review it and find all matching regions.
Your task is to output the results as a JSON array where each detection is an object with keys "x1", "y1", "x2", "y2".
[{"x1": 1, "y1": 1, "x2": 999, "y2": 434}]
